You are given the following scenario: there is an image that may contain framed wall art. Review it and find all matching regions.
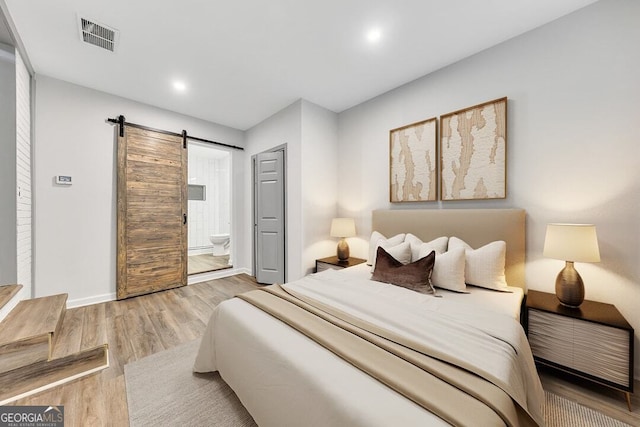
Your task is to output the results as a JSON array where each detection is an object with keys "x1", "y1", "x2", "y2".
[
  {"x1": 389, "y1": 117, "x2": 437, "y2": 202},
  {"x1": 440, "y1": 97, "x2": 507, "y2": 201}
]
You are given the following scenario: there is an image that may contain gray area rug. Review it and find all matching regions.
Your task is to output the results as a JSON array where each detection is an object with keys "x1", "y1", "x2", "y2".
[
  {"x1": 125, "y1": 339, "x2": 631, "y2": 427},
  {"x1": 125, "y1": 340, "x2": 256, "y2": 427}
]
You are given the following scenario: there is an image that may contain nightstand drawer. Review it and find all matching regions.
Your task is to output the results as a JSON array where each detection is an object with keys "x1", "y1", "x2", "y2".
[
  {"x1": 573, "y1": 319, "x2": 630, "y2": 387},
  {"x1": 528, "y1": 309, "x2": 573, "y2": 368}
]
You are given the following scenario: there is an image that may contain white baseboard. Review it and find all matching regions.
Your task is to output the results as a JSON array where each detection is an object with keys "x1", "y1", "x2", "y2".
[
  {"x1": 61, "y1": 269, "x2": 252, "y2": 308},
  {"x1": 188, "y1": 267, "x2": 251, "y2": 285},
  {"x1": 66, "y1": 292, "x2": 117, "y2": 308},
  {"x1": 188, "y1": 247, "x2": 215, "y2": 256}
]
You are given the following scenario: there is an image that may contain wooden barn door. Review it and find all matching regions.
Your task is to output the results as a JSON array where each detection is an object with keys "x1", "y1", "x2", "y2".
[{"x1": 117, "y1": 126, "x2": 187, "y2": 299}]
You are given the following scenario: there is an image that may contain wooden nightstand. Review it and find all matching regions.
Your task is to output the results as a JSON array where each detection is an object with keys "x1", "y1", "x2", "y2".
[
  {"x1": 315, "y1": 256, "x2": 366, "y2": 273},
  {"x1": 525, "y1": 290, "x2": 634, "y2": 410}
]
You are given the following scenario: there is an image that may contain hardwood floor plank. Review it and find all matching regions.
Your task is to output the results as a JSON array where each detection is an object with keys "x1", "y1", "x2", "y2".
[
  {"x1": 0, "y1": 335, "x2": 50, "y2": 374},
  {"x1": 0, "y1": 346, "x2": 108, "y2": 403},
  {"x1": 0, "y1": 294, "x2": 67, "y2": 345},
  {"x1": 104, "y1": 375, "x2": 129, "y2": 427},
  {"x1": 184, "y1": 294, "x2": 216, "y2": 325},
  {"x1": 0, "y1": 284, "x2": 22, "y2": 311},
  {"x1": 181, "y1": 318, "x2": 207, "y2": 342},
  {"x1": 51, "y1": 306, "x2": 84, "y2": 358},
  {"x1": 157, "y1": 290, "x2": 195, "y2": 325},
  {"x1": 137, "y1": 290, "x2": 169, "y2": 316},
  {"x1": 77, "y1": 374, "x2": 104, "y2": 427},
  {"x1": 58, "y1": 376, "x2": 85, "y2": 427},
  {"x1": 147, "y1": 310, "x2": 183, "y2": 350},
  {"x1": 122, "y1": 310, "x2": 159, "y2": 360},
  {"x1": 105, "y1": 315, "x2": 134, "y2": 378},
  {"x1": 82, "y1": 303, "x2": 107, "y2": 349}
]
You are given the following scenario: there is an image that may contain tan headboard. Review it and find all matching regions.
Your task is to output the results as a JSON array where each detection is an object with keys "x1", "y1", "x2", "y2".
[{"x1": 372, "y1": 209, "x2": 526, "y2": 289}]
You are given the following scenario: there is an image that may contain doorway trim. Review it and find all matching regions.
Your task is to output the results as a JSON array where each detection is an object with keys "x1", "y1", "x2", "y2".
[{"x1": 186, "y1": 140, "x2": 234, "y2": 276}]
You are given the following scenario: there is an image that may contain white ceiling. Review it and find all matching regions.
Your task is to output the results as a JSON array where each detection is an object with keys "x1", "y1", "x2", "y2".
[
  {"x1": 0, "y1": 8, "x2": 13, "y2": 45},
  {"x1": 5, "y1": 0, "x2": 597, "y2": 130}
]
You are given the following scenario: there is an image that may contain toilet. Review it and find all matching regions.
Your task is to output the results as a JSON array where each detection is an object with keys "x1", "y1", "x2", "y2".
[{"x1": 209, "y1": 234, "x2": 230, "y2": 256}]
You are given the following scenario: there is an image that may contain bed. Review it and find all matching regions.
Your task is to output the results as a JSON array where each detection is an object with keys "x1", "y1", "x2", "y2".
[{"x1": 194, "y1": 209, "x2": 544, "y2": 426}]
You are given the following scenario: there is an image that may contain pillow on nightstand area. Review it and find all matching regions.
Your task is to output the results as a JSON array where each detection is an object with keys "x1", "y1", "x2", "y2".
[
  {"x1": 448, "y1": 237, "x2": 508, "y2": 291},
  {"x1": 372, "y1": 247, "x2": 436, "y2": 294}
]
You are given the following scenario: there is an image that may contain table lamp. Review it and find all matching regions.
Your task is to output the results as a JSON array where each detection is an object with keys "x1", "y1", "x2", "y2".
[
  {"x1": 543, "y1": 223, "x2": 600, "y2": 307},
  {"x1": 330, "y1": 218, "x2": 356, "y2": 261}
]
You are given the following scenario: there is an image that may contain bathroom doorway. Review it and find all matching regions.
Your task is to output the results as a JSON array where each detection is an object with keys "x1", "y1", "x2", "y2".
[{"x1": 187, "y1": 141, "x2": 232, "y2": 275}]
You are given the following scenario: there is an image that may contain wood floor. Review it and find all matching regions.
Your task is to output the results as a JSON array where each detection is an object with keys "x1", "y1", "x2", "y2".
[
  {"x1": 7, "y1": 274, "x2": 258, "y2": 427},
  {"x1": 6, "y1": 274, "x2": 639, "y2": 426},
  {"x1": 188, "y1": 253, "x2": 231, "y2": 275},
  {"x1": 0, "y1": 284, "x2": 22, "y2": 311}
]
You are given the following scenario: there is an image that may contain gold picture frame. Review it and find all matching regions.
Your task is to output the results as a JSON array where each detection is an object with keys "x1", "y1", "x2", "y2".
[
  {"x1": 440, "y1": 97, "x2": 507, "y2": 201},
  {"x1": 389, "y1": 117, "x2": 437, "y2": 202}
]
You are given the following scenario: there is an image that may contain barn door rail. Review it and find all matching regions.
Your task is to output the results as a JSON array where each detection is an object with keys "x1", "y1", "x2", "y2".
[{"x1": 107, "y1": 115, "x2": 244, "y2": 151}]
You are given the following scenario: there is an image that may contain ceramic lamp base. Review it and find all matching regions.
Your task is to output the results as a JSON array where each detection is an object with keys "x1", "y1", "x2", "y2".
[
  {"x1": 555, "y1": 261, "x2": 585, "y2": 307},
  {"x1": 337, "y1": 238, "x2": 350, "y2": 261}
]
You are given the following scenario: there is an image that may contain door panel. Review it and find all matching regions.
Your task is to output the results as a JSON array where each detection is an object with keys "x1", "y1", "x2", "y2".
[
  {"x1": 117, "y1": 126, "x2": 187, "y2": 299},
  {"x1": 255, "y1": 151, "x2": 285, "y2": 284}
]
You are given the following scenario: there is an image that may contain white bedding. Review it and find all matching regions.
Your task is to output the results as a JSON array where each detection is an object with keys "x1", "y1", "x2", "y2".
[
  {"x1": 339, "y1": 263, "x2": 524, "y2": 319},
  {"x1": 194, "y1": 267, "x2": 541, "y2": 426}
]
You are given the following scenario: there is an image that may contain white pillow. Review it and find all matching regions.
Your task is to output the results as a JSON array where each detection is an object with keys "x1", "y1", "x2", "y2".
[
  {"x1": 371, "y1": 241, "x2": 411, "y2": 271},
  {"x1": 367, "y1": 231, "x2": 406, "y2": 265},
  {"x1": 419, "y1": 246, "x2": 467, "y2": 292},
  {"x1": 448, "y1": 237, "x2": 508, "y2": 290},
  {"x1": 405, "y1": 234, "x2": 448, "y2": 261}
]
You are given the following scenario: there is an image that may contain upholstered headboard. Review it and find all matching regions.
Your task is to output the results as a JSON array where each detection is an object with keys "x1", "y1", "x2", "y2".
[{"x1": 372, "y1": 209, "x2": 526, "y2": 289}]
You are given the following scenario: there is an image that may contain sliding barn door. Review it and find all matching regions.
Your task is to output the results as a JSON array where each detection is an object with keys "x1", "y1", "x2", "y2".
[{"x1": 117, "y1": 126, "x2": 187, "y2": 299}]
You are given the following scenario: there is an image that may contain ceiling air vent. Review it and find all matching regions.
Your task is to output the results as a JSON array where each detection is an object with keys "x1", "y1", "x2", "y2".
[{"x1": 78, "y1": 16, "x2": 119, "y2": 52}]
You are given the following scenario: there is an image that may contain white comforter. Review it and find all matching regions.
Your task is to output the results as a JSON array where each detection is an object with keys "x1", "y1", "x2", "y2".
[{"x1": 194, "y1": 269, "x2": 544, "y2": 426}]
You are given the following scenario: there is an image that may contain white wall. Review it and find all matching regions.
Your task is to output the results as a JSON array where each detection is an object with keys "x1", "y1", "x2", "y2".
[
  {"x1": 34, "y1": 75, "x2": 245, "y2": 306},
  {"x1": 300, "y1": 100, "x2": 339, "y2": 273},
  {"x1": 338, "y1": 0, "x2": 640, "y2": 376},
  {"x1": 244, "y1": 101, "x2": 303, "y2": 281},
  {"x1": 244, "y1": 99, "x2": 338, "y2": 281}
]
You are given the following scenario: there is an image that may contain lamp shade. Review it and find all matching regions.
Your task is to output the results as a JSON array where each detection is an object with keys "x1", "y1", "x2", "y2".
[
  {"x1": 543, "y1": 224, "x2": 600, "y2": 263},
  {"x1": 330, "y1": 218, "x2": 356, "y2": 238}
]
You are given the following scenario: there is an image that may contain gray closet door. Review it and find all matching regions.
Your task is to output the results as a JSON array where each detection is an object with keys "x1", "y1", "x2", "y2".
[{"x1": 254, "y1": 150, "x2": 285, "y2": 284}]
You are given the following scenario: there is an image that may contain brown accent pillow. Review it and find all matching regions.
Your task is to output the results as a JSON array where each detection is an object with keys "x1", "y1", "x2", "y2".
[{"x1": 371, "y1": 247, "x2": 436, "y2": 294}]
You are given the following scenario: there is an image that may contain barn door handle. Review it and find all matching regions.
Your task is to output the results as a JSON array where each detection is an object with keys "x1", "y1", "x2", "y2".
[{"x1": 183, "y1": 213, "x2": 187, "y2": 225}]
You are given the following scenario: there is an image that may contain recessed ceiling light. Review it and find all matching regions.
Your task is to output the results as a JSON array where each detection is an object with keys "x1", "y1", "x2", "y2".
[
  {"x1": 173, "y1": 80, "x2": 187, "y2": 92},
  {"x1": 366, "y1": 28, "x2": 382, "y2": 43}
]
